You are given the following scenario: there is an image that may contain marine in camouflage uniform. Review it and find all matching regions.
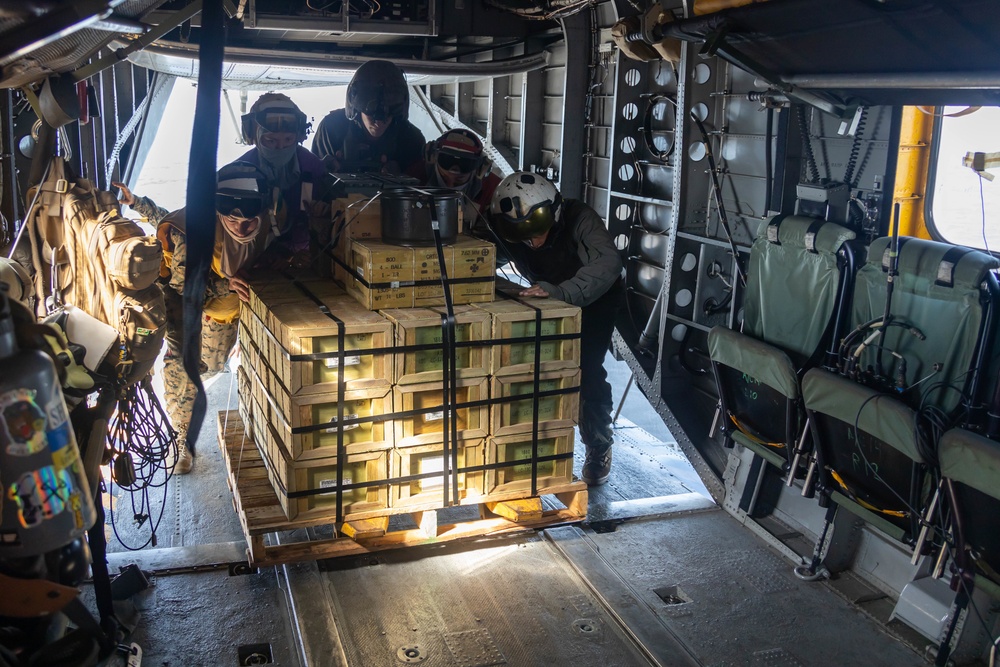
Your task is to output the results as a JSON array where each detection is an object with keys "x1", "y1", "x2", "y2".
[{"x1": 124, "y1": 175, "x2": 266, "y2": 474}]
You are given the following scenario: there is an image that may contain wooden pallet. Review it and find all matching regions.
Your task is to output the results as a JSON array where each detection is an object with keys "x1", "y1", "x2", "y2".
[{"x1": 217, "y1": 411, "x2": 588, "y2": 566}]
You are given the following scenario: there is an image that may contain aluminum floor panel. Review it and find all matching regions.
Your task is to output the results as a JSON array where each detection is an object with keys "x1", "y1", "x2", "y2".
[
  {"x1": 587, "y1": 510, "x2": 925, "y2": 667},
  {"x1": 321, "y1": 534, "x2": 655, "y2": 667}
]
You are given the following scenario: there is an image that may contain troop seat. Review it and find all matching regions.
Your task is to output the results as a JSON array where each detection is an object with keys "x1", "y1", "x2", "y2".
[
  {"x1": 848, "y1": 237, "x2": 1000, "y2": 420},
  {"x1": 938, "y1": 427, "x2": 1000, "y2": 600},
  {"x1": 802, "y1": 368, "x2": 929, "y2": 544},
  {"x1": 709, "y1": 215, "x2": 857, "y2": 475},
  {"x1": 931, "y1": 427, "x2": 1000, "y2": 666}
]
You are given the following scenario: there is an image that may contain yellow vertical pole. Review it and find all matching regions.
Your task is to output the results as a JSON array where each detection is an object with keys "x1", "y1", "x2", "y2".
[{"x1": 893, "y1": 107, "x2": 934, "y2": 239}]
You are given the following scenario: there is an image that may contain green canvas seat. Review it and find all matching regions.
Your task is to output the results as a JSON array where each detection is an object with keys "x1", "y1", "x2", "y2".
[
  {"x1": 709, "y1": 215, "x2": 857, "y2": 474},
  {"x1": 802, "y1": 368, "x2": 929, "y2": 544},
  {"x1": 850, "y1": 237, "x2": 1000, "y2": 418},
  {"x1": 938, "y1": 428, "x2": 1000, "y2": 600},
  {"x1": 929, "y1": 428, "x2": 1000, "y2": 666}
]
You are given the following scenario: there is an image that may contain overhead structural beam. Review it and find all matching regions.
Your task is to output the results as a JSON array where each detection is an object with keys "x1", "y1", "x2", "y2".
[
  {"x1": 0, "y1": 0, "x2": 121, "y2": 67},
  {"x1": 72, "y1": 0, "x2": 203, "y2": 81},
  {"x1": 125, "y1": 40, "x2": 550, "y2": 82},
  {"x1": 784, "y1": 72, "x2": 1000, "y2": 90}
]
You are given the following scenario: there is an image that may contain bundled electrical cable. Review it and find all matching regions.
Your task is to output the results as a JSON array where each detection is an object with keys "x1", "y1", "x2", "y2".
[
  {"x1": 485, "y1": 0, "x2": 592, "y2": 20},
  {"x1": 106, "y1": 376, "x2": 178, "y2": 550}
]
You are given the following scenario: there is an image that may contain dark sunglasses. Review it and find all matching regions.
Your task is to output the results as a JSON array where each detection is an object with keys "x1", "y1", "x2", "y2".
[{"x1": 437, "y1": 152, "x2": 479, "y2": 173}]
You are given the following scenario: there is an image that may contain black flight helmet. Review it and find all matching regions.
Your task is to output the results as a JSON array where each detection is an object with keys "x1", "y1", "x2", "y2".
[{"x1": 345, "y1": 60, "x2": 409, "y2": 123}]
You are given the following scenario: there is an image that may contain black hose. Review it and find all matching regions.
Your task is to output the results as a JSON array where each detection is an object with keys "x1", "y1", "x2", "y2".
[
  {"x1": 843, "y1": 107, "x2": 868, "y2": 188},
  {"x1": 691, "y1": 112, "x2": 746, "y2": 287},
  {"x1": 875, "y1": 202, "x2": 902, "y2": 377},
  {"x1": 797, "y1": 105, "x2": 820, "y2": 184},
  {"x1": 764, "y1": 106, "x2": 773, "y2": 215}
]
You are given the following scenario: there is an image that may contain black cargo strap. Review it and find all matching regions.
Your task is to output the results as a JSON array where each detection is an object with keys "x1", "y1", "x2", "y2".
[
  {"x1": 180, "y1": 0, "x2": 226, "y2": 457},
  {"x1": 428, "y1": 205, "x2": 460, "y2": 507},
  {"x1": 279, "y1": 271, "x2": 350, "y2": 522},
  {"x1": 242, "y1": 357, "x2": 578, "y2": 435},
  {"x1": 496, "y1": 290, "x2": 552, "y2": 497},
  {"x1": 242, "y1": 304, "x2": 579, "y2": 360}
]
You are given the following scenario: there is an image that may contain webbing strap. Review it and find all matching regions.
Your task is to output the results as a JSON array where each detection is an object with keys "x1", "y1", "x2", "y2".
[
  {"x1": 496, "y1": 290, "x2": 549, "y2": 497},
  {"x1": 244, "y1": 356, "x2": 578, "y2": 435},
  {"x1": 934, "y1": 247, "x2": 973, "y2": 288},
  {"x1": 765, "y1": 214, "x2": 789, "y2": 245},
  {"x1": 803, "y1": 218, "x2": 824, "y2": 254}
]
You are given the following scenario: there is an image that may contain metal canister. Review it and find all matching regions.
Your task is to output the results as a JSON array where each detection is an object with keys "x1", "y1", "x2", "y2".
[
  {"x1": 0, "y1": 286, "x2": 96, "y2": 557},
  {"x1": 380, "y1": 187, "x2": 461, "y2": 247}
]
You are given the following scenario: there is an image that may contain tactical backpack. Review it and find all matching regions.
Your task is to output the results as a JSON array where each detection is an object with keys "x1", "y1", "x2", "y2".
[{"x1": 22, "y1": 157, "x2": 167, "y2": 386}]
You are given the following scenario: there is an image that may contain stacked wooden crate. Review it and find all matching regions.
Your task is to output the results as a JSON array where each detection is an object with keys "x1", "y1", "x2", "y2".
[
  {"x1": 473, "y1": 287, "x2": 582, "y2": 496},
  {"x1": 328, "y1": 194, "x2": 496, "y2": 310},
  {"x1": 236, "y1": 271, "x2": 583, "y2": 527},
  {"x1": 381, "y1": 305, "x2": 492, "y2": 508},
  {"x1": 238, "y1": 271, "x2": 393, "y2": 521},
  {"x1": 329, "y1": 194, "x2": 381, "y2": 286}
]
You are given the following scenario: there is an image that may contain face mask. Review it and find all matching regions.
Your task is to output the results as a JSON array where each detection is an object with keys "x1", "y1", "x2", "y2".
[
  {"x1": 258, "y1": 143, "x2": 297, "y2": 169},
  {"x1": 221, "y1": 213, "x2": 261, "y2": 244}
]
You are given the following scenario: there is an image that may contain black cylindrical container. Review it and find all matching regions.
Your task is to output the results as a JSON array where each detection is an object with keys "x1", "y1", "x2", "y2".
[{"x1": 380, "y1": 188, "x2": 461, "y2": 247}]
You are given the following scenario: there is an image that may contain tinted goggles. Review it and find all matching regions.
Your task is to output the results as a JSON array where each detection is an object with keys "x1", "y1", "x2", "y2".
[
  {"x1": 216, "y1": 192, "x2": 264, "y2": 219},
  {"x1": 437, "y1": 151, "x2": 480, "y2": 173}
]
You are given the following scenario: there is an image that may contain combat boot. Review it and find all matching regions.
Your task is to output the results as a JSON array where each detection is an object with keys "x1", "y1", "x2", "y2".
[
  {"x1": 170, "y1": 430, "x2": 194, "y2": 475},
  {"x1": 582, "y1": 446, "x2": 612, "y2": 486}
]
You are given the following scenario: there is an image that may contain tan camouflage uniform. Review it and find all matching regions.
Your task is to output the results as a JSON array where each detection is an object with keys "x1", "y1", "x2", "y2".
[{"x1": 133, "y1": 197, "x2": 239, "y2": 445}]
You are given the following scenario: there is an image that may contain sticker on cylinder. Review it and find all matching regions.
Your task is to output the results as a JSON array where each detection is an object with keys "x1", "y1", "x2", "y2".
[
  {"x1": 0, "y1": 389, "x2": 47, "y2": 456},
  {"x1": 8, "y1": 466, "x2": 75, "y2": 528}
]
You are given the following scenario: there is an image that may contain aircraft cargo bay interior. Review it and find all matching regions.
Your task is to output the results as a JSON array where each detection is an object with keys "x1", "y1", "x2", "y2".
[{"x1": 0, "y1": 1, "x2": 998, "y2": 666}]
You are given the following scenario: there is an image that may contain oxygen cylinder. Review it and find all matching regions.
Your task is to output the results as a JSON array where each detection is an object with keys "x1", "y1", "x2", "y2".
[{"x1": 0, "y1": 285, "x2": 96, "y2": 557}]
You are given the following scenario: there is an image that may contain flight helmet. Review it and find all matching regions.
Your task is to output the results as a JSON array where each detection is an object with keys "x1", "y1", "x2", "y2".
[
  {"x1": 345, "y1": 60, "x2": 409, "y2": 123},
  {"x1": 240, "y1": 92, "x2": 309, "y2": 145},
  {"x1": 489, "y1": 171, "x2": 562, "y2": 243}
]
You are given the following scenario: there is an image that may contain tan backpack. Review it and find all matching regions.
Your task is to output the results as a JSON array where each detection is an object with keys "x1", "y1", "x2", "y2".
[{"x1": 23, "y1": 158, "x2": 166, "y2": 386}]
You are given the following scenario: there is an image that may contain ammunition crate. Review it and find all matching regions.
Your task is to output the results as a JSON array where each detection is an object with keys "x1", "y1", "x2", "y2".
[
  {"x1": 344, "y1": 236, "x2": 496, "y2": 311},
  {"x1": 389, "y1": 439, "x2": 486, "y2": 509},
  {"x1": 474, "y1": 296, "x2": 581, "y2": 376},
  {"x1": 487, "y1": 428, "x2": 576, "y2": 495},
  {"x1": 381, "y1": 305, "x2": 491, "y2": 385},
  {"x1": 393, "y1": 377, "x2": 490, "y2": 447},
  {"x1": 255, "y1": 414, "x2": 390, "y2": 521},
  {"x1": 242, "y1": 278, "x2": 392, "y2": 397},
  {"x1": 334, "y1": 194, "x2": 382, "y2": 242},
  {"x1": 490, "y1": 369, "x2": 580, "y2": 437},
  {"x1": 241, "y1": 353, "x2": 392, "y2": 462}
]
